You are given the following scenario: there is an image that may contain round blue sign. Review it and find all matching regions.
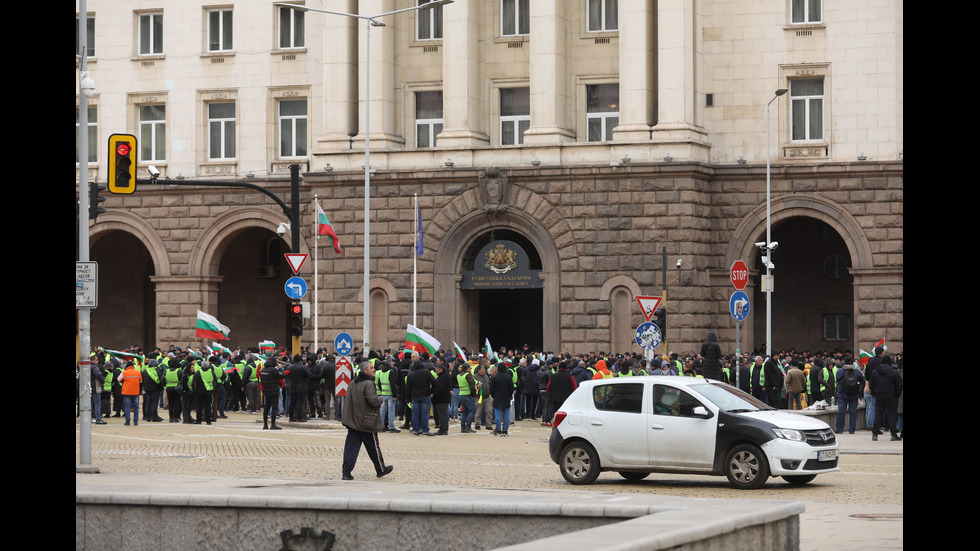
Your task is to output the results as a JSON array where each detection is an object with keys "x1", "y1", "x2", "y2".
[
  {"x1": 635, "y1": 322, "x2": 662, "y2": 350},
  {"x1": 334, "y1": 332, "x2": 353, "y2": 356},
  {"x1": 284, "y1": 276, "x2": 308, "y2": 300},
  {"x1": 730, "y1": 291, "x2": 750, "y2": 321}
]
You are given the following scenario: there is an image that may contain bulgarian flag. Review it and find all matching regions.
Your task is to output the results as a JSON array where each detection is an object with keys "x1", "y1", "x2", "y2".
[
  {"x1": 452, "y1": 341, "x2": 467, "y2": 362},
  {"x1": 858, "y1": 349, "x2": 872, "y2": 367},
  {"x1": 258, "y1": 341, "x2": 276, "y2": 354},
  {"x1": 195, "y1": 310, "x2": 230, "y2": 340},
  {"x1": 405, "y1": 324, "x2": 440, "y2": 355},
  {"x1": 105, "y1": 349, "x2": 144, "y2": 362},
  {"x1": 212, "y1": 342, "x2": 232, "y2": 355},
  {"x1": 316, "y1": 200, "x2": 342, "y2": 255},
  {"x1": 483, "y1": 338, "x2": 497, "y2": 361}
]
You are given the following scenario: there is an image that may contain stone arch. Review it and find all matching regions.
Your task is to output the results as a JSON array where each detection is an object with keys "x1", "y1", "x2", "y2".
[
  {"x1": 431, "y1": 186, "x2": 572, "y2": 351},
  {"x1": 90, "y1": 211, "x2": 171, "y2": 276},
  {"x1": 600, "y1": 275, "x2": 643, "y2": 354},
  {"x1": 188, "y1": 206, "x2": 312, "y2": 276},
  {"x1": 727, "y1": 194, "x2": 873, "y2": 269}
]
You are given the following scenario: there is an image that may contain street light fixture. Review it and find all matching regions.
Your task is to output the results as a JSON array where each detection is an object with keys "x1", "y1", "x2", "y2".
[
  {"x1": 275, "y1": 0, "x2": 453, "y2": 352},
  {"x1": 764, "y1": 87, "x2": 788, "y2": 358}
]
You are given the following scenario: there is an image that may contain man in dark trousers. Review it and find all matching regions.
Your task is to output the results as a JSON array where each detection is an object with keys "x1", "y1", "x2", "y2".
[{"x1": 341, "y1": 360, "x2": 394, "y2": 480}]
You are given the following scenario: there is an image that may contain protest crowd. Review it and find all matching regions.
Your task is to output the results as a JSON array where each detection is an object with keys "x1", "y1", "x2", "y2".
[{"x1": 78, "y1": 336, "x2": 903, "y2": 443}]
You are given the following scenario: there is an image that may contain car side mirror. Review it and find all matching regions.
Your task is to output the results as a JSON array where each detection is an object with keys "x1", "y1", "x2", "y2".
[{"x1": 692, "y1": 406, "x2": 713, "y2": 419}]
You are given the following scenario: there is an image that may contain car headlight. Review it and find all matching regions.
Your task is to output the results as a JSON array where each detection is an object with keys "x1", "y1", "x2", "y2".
[{"x1": 771, "y1": 428, "x2": 806, "y2": 442}]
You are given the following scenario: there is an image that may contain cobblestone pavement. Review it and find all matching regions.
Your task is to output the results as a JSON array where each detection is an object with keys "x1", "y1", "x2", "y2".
[{"x1": 77, "y1": 411, "x2": 903, "y2": 550}]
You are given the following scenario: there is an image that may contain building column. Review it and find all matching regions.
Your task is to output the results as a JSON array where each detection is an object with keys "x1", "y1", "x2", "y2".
[
  {"x1": 315, "y1": 0, "x2": 359, "y2": 154},
  {"x1": 523, "y1": 0, "x2": 575, "y2": 145},
  {"x1": 613, "y1": 0, "x2": 656, "y2": 141},
  {"x1": 437, "y1": 0, "x2": 488, "y2": 148},
  {"x1": 652, "y1": 0, "x2": 705, "y2": 142},
  {"x1": 150, "y1": 275, "x2": 222, "y2": 346},
  {"x1": 352, "y1": 0, "x2": 404, "y2": 150}
]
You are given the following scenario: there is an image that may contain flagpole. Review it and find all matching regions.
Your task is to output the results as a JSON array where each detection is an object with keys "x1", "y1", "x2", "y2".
[
  {"x1": 413, "y1": 193, "x2": 418, "y2": 328},
  {"x1": 314, "y1": 195, "x2": 320, "y2": 353}
]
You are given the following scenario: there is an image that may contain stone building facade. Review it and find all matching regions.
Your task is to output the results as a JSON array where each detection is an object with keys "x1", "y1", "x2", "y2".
[{"x1": 78, "y1": 0, "x2": 903, "y2": 356}]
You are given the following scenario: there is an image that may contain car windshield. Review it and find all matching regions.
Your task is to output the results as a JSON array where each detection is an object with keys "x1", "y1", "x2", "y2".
[{"x1": 691, "y1": 383, "x2": 773, "y2": 412}]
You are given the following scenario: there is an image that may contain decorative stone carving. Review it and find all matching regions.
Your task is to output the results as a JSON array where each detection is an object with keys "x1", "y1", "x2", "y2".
[{"x1": 478, "y1": 167, "x2": 509, "y2": 215}]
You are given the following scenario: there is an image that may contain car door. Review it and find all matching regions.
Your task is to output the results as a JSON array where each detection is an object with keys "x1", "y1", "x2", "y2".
[
  {"x1": 646, "y1": 382, "x2": 717, "y2": 469},
  {"x1": 586, "y1": 382, "x2": 648, "y2": 466}
]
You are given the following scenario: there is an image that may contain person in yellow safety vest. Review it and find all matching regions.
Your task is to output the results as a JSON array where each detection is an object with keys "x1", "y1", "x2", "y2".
[
  {"x1": 375, "y1": 360, "x2": 399, "y2": 433},
  {"x1": 750, "y1": 356, "x2": 767, "y2": 402},
  {"x1": 164, "y1": 359, "x2": 183, "y2": 422},
  {"x1": 457, "y1": 363, "x2": 477, "y2": 433},
  {"x1": 592, "y1": 359, "x2": 614, "y2": 379},
  {"x1": 141, "y1": 359, "x2": 165, "y2": 422},
  {"x1": 242, "y1": 358, "x2": 261, "y2": 414},
  {"x1": 192, "y1": 360, "x2": 215, "y2": 425}
]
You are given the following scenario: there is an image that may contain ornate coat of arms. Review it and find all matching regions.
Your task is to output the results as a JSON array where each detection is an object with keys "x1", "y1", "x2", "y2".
[{"x1": 484, "y1": 244, "x2": 518, "y2": 274}]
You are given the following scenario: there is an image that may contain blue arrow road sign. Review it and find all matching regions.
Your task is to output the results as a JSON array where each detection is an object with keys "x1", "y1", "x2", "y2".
[
  {"x1": 635, "y1": 322, "x2": 662, "y2": 349},
  {"x1": 730, "y1": 291, "x2": 750, "y2": 321},
  {"x1": 284, "y1": 276, "x2": 308, "y2": 300},
  {"x1": 334, "y1": 332, "x2": 353, "y2": 356}
]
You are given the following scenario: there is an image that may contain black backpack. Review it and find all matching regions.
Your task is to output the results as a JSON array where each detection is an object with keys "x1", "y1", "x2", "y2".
[{"x1": 840, "y1": 369, "x2": 861, "y2": 395}]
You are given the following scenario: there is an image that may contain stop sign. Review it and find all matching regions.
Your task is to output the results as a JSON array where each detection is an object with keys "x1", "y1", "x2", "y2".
[{"x1": 730, "y1": 260, "x2": 749, "y2": 290}]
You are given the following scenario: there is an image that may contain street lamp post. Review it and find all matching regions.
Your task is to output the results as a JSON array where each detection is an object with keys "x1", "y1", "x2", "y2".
[
  {"x1": 764, "y1": 88, "x2": 788, "y2": 358},
  {"x1": 275, "y1": 1, "x2": 452, "y2": 352}
]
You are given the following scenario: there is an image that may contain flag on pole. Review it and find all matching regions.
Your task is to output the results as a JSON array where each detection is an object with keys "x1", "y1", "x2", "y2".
[
  {"x1": 105, "y1": 349, "x2": 145, "y2": 362},
  {"x1": 874, "y1": 338, "x2": 887, "y2": 351},
  {"x1": 258, "y1": 341, "x2": 276, "y2": 355},
  {"x1": 405, "y1": 324, "x2": 440, "y2": 355},
  {"x1": 858, "y1": 349, "x2": 872, "y2": 367},
  {"x1": 316, "y1": 200, "x2": 342, "y2": 255},
  {"x1": 483, "y1": 338, "x2": 497, "y2": 361},
  {"x1": 212, "y1": 342, "x2": 232, "y2": 355},
  {"x1": 453, "y1": 341, "x2": 467, "y2": 362},
  {"x1": 415, "y1": 201, "x2": 424, "y2": 257},
  {"x1": 195, "y1": 310, "x2": 230, "y2": 340}
]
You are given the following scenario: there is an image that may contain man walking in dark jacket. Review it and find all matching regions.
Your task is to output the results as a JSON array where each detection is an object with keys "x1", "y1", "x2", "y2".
[{"x1": 341, "y1": 360, "x2": 394, "y2": 480}]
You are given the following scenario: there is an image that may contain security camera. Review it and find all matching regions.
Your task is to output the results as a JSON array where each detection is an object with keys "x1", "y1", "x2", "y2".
[
  {"x1": 148, "y1": 165, "x2": 161, "y2": 177},
  {"x1": 676, "y1": 259, "x2": 683, "y2": 268},
  {"x1": 276, "y1": 222, "x2": 290, "y2": 238},
  {"x1": 768, "y1": 241, "x2": 779, "y2": 250},
  {"x1": 754, "y1": 241, "x2": 766, "y2": 248}
]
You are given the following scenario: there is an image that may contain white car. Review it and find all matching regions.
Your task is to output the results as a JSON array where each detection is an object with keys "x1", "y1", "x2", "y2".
[{"x1": 548, "y1": 377, "x2": 839, "y2": 489}]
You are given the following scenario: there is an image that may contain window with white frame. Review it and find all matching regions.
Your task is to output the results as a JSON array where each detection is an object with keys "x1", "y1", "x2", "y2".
[
  {"x1": 587, "y1": 0, "x2": 618, "y2": 32},
  {"x1": 207, "y1": 8, "x2": 234, "y2": 52},
  {"x1": 139, "y1": 12, "x2": 164, "y2": 55},
  {"x1": 279, "y1": 5, "x2": 305, "y2": 49},
  {"x1": 416, "y1": 0, "x2": 444, "y2": 41},
  {"x1": 278, "y1": 99, "x2": 308, "y2": 158},
  {"x1": 76, "y1": 106, "x2": 97, "y2": 163},
  {"x1": 415, "y1": 91, "x2": 443, "y2": 148},
  {"x1": 76, "y1": 15, "x2": 95, "y2": 57},
  {"x1": 586, "y1": 84, "x2": 618, "y2": 142},
  {"x1": 139, "y1": 105, "x2": 166, "y2": 162},
  {"x1": 791, "y1": 0, "x2": 822, "y2": 24},
  {"x1": 502, "y1": 0, "x2": 529, "y2": 37},
  {"x1": 500, "y1": 87, "x2": 530, "y2": 145},
  {"x1": 822, "y1": 314, "x2": 850, "y2": 341},
  {"x1": 208, "y1": 102, "x2": 236, "y2": 160},
  {"x1": 790, "y1": 78, "x2": 824, "y2": 141}
]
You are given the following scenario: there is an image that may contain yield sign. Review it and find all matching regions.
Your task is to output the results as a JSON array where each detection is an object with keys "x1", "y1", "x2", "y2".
[
  {"x1": 636, "y1": 296, "x2": 663, "y2": 321},
  {"x1": 284, "y1": 253, "x2": 308, "y2": 275}
]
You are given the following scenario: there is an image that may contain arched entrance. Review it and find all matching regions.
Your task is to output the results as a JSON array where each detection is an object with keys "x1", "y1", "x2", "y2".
[
  {"x1": 462, "y1": 230, "x2": 544, "y2": 352},
  {"x1": 728, "y1": 194, "x2": 873, "y2": 355},
  {"x1": 750, "y1": 217, "x2": 853, "y2": 353},
  {"x1": 433, "y1": 210, "x2": 562, "y2": 354},
  {"x1": 90, "y1": 230, "x2": 156, "y2": 349}
]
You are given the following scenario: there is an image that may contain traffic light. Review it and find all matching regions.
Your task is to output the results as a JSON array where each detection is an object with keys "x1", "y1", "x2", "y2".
[
  {"x1": 89, "y1": 182, "x2": 107, "y2": 221},
  {"x1": 289, "y1": 303, "x2": 304, "y2": 336},
  {"x1": 107, "y1": 133, "x2": 137, "y2": 194},
  {"x1": 653, "y1": 307, "x2": 666, "y2": 335}
]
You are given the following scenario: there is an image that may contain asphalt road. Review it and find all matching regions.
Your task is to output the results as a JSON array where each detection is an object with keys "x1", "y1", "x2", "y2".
[{"x1": 76, "y1": 411, "x2": 903, "y2": 550}]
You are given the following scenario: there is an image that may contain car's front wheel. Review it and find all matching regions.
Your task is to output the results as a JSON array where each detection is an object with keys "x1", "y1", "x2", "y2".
[
  {"x1": 724, "y1": 444, "x2": 770, "y2": 489},
  {"x1": 783, "y1": 474, "x2": 817, "y2": 485},
  {"x1": 560, "y1": 441, "x2": 600, "y2": 485}
]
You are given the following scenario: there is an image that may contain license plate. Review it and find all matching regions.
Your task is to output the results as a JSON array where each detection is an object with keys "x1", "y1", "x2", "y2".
[{"x1": 818, "y1": 449, "x2": 838, "y2": 461}]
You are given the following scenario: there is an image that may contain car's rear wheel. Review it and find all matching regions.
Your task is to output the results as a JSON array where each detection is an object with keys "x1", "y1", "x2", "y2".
[
  {"x1": 560, "y1": 441, "x2": 600, "y2": 485},
  {"x1": 783, "y1": 474, "x2": 817, "y2": 485},
  {"x1": 618, "y1": 471, "x2": 650, "y2": 481},
  {"x1": 724, "y1": 444, "x2": 770, "y2": 489}
]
